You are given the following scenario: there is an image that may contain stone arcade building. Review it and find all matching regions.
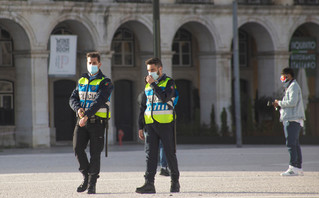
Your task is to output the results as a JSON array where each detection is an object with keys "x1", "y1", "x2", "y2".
[{"x1": 0, "y1": 0, "x2": 318, "y2": 147}]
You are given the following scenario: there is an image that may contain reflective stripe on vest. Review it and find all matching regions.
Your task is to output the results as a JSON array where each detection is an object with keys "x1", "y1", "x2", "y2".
[
  {"x1": 144, "y1": 77, "x2": 176, "y2": 124},
  {"x1": 78, "y1": 77, "x2": 111, "y2": 119}
]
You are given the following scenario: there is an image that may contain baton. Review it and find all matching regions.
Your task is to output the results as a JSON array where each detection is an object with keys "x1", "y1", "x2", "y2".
[
  {"x1": 105, "y1": 121, "x2": 108, "y2": 157},
  {"x1": 173, "y1": 110, "x2": 177, "y2": 153}
]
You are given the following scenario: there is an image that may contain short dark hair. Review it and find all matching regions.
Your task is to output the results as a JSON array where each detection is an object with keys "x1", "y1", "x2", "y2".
[
  {"x1": 281, "y1": 67, "x2": 294, "y2": 78},
  {"x1": 87, "y1": 52, "x2": 101, "y2": 63},
  {"x1": 145, "y1": 57, "x2": 162, "y2": 68}
]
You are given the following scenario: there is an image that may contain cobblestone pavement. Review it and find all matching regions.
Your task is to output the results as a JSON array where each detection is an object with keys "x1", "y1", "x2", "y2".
[{"x1": 0, "y1": 144, "x2": 318, "y2": 198}]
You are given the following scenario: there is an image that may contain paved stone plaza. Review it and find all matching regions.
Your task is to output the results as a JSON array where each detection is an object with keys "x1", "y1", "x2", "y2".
[{"x1": 0, "y1": 144, "x2": 318, "y2": 198}]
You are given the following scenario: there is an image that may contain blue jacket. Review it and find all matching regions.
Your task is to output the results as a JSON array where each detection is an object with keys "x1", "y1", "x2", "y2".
[{"x1": 278, "y1": 80, "x2": 305, "y2": 122}]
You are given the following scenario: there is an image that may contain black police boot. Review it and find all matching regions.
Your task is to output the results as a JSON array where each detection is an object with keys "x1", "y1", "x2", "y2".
[
  {"x1": 87, "y1": 175, "x2": 99, "y2": 194},
  {"x1": 159, "y1": 167, "x2": 170, "y2": 176},
  {"x1": 170, "y1": 180, "x2": 180, "y2": 193},
  {"x1": 77, "y1": 174, "x2": 88, "y2": 192},
  {"x1": 135, "y1": 181, "x2": 156, "y2": 194}
]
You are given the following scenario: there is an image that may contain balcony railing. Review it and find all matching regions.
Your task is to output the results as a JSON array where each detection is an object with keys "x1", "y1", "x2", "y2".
[
  {"x1": 294, "y1": 0, "x2": 319, "y2": 5},
  {"x1": 176, "y1": 0, "x2": 213, "y2": 4},
  {"x1": 115, "y1": 0, "x2": 152, "y2": 3},
  {"x1": 238, "y1": 0, "x2": 273, "y2": 5}
]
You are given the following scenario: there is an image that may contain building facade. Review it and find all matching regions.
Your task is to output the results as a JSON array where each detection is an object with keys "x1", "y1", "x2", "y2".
[{"x1": 0, "y1": 0, "x2": 318, "y2": 147}]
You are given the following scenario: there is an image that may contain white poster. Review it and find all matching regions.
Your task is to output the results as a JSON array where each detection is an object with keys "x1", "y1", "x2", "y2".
[{"x1": 49, "y1": 35, "x2": 77, "y2": 76}]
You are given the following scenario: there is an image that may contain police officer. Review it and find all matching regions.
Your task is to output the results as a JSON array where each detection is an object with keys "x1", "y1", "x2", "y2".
[
  {"x1": 69, "y1": 52, "x2": 113, "y2": 194},
  {"x1": 136, "y1": 57, "x2": 180, "y2": 194}
]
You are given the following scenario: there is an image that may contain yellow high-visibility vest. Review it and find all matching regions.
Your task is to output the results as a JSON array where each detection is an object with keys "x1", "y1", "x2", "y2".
[
  {"x1": 144, "y1": 77, "x2": 177, "y2": 124},
  {"x1": 78, "y1": 77, "x2": 111, "y2": 119}
]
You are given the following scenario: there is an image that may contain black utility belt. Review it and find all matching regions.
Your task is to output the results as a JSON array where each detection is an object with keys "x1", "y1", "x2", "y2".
[{"x1": 87, "y1": 116, "x2": 107, "y2": 124}]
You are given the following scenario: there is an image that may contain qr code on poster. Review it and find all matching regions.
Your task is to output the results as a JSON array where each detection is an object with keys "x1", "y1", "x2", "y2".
[{"x1": 56, "y1": 38, "x2": 70, "y2": 53}]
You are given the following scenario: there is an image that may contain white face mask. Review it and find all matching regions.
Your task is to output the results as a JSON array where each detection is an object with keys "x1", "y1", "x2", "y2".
[
  {"x1": 87, "y1": 65, "x2": 99, "y2": 75},
  {"x1": 148, "y1": 71, "x2": 159, "y2": 80}
]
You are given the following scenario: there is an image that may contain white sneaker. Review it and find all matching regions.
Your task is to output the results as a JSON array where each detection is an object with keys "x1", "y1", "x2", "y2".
[
  {"x1": 296, "y1": 167, "x2": 304, "y2": 176},
  {"x1": 280, "y1": 165, "x2": 303, "y2": 176}
]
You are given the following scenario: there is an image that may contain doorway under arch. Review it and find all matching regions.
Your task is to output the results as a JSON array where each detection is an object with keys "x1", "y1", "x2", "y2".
[
  {"x1": 54, "y1": 80, "x2": 76, "y2": 141},
  {"x1": 114, "y1": 80, "x2": 134, "y2": 141}
]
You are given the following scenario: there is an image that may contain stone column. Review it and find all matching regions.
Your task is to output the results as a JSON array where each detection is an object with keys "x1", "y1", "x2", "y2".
[
  {"x1": 161, "y1": 50, "x2": 174, "y2": 77},
  {"x1": 199, "y1": 52, "x2": 232, "y2": 130},
  {"x1": 100, "y1": 51, "x2": 115, "y2": 144},
  {"x1": 14, "y1": 52, "x2": 33, "y2": 147},
  {"x1": 140, "y1": 53, "x2": 151, "y2": 78},
  {"x1": 30, "y1": 50, "x2": 51, "y2": 147},
  {"x1": 273, "y1": 51, "x2": 290, "y2": 96},
  {"x1": 199, "y1": 54, "x2": 216, "y2": 126},
  {"x1": 257, "y1": 52, "x2": 277, "y2": 98},
  {"x1": 215, "y1": 52, "x2": 232, "y2": 130}
]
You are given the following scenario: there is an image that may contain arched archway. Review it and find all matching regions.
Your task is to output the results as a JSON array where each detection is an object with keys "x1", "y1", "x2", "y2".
[
  {"x1": 0, "y1": 18, "x2": 32, "y2": 147},
  {"x1": 172, "y1": 21, "x2": 217, "y2": 130},
  {"x1": 290, "y1": 22, "x2": 319, "y2": 137},
  {"x1": 110, "y1": 20, "x2": 153, "y2": 142},
  {"x1": 48, "y1": 20, "x2": 95, "y2": 142},
  {"x1": 232, "y1": 22, "x2": 275, "y2": 136}
]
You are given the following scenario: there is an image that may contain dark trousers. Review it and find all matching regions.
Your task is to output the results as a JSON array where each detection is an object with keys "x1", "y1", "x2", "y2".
[
  {"x1": 144, "y1": 122, "x2": 179, "y2": 182},
  {"x1": 159, "y1": 141, "x2": 168, "y2": 168},
  {"x1": 73, "y1": 119, "x2": 105, "y2": 176},
  {"x1": 283, "y1": 121, "x2": 302, "y2": 168}
]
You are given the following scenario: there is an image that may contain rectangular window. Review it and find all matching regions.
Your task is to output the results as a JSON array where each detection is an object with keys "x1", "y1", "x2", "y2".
[
  {"x1": 173, "y1": 41, "x2": 192, "y2": 67},
  {"x1": 0, "y1": 81, "x2": 13, "y2": 93},
  {"x1": 123, "y1": 42, "x2": 132, "y2": 53},
  {"x1": 0, "y1": 95, "x2": 14, "y2": 125},
  {"x1": 173, "y1": 43, "x2": 179, "y2": 53},
  {"x1": 294, "y1": 0, "x2": 319, "y2": 5},
  {"x1": 3, "y1": 95, "x2": 12, "y2": 109},
  {"x1": 53, "y1": 0, "x2": 93, "y2": 2},
  {"x1": 239, "y1": 34, "x2": 248, "y2": 67},
  {"x1": 173, "y1": 54, "x2": 180, "y2": 65},
  {"x1": 181, "y1": 42, "x2": 191, "y2": 67},
  {"x1": 112, "y1": 38, "x2": 134, "y2": 67},
  {"x1": 176, "y1": 0, "x2": 213, "y2": 4},
  {"x1": 115, "y1": 0, "x2": 152, "y2": 2},
  {"x1": 182, "y1": 54, "x2": 190, "y2": 65},
  {"x1": 0, "y1": 41, "x2": 12, "y2": 67},
  {"x1": 124, "y1": 55, "x2": 133, "y2": 65},
  {"x1": 113, "y1": 54, "x2": 122, "y2": 65},
  {"x1": 181, "y1": 42, "x2": 190, "y2": 53},
  {"x1": 238, "y1": 0, "x2": 273, "y2": 5},
  {"x1": 113, "y1": 42, "x2": 122, "y2": 53}
]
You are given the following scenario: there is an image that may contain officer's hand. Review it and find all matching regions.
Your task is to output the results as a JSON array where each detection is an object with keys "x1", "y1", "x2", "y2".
[
  {"x1": 78, "y1": 108, "x2": 85, "y2": 118},
  {"x1": 146, "y1": 75, "x2": 155, "y2": 84},
  {"x1": 79, "y1": 116, "x2": 88, "y2": 127},
  {"x1": 138, "y1": 129, "x2": 145, "y2": 140},
  {"x1": 273, "y1": 100, "x2": 279, "y2": 108}
]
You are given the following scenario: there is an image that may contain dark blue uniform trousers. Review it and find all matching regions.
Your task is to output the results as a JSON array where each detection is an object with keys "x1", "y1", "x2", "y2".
[
  {"x1": 73, "y1": 120, "x2": 105, "y2": 177},
  {"x1": 144, "y1": 122, "x2": 179, "y2": 182}
]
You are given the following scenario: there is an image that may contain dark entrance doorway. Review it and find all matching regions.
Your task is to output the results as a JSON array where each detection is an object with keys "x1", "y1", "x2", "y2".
[
  {"x1": 54, "y1": 80, "x2": 76, "y2": 141},
  {"x1": 114, "y1": 80, "x2": 134, "y2": 141},
  {"x1": 175, "y1": 80, "x2": 192, "y2": 124}
]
